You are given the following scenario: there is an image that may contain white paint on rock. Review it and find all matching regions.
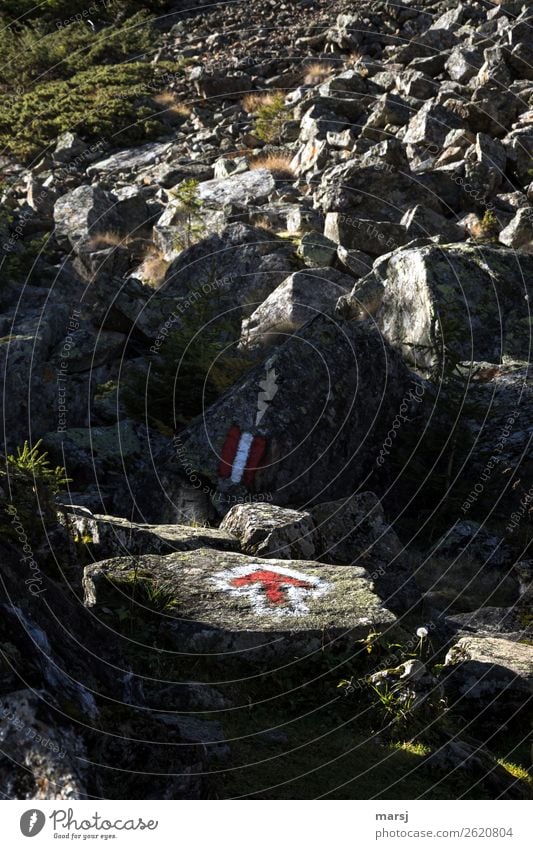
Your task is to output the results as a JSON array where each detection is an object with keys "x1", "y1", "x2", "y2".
[{"x1": 212, "y1": 563, "x2": 329, "y2": 618}]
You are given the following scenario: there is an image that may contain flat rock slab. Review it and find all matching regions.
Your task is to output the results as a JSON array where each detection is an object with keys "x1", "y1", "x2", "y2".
[
  {"x1": 444, "y1": 636, "x2": 533, "y2": 715},
  {"x1": 83, "y1": 549, "x2": 402, "y2": 660},
  {"x1": 66, "y1": 511, "x2": 240, "y2": 559},
  {"x1": 197, "y1": 169, "x2": 275, "y2": 207}
]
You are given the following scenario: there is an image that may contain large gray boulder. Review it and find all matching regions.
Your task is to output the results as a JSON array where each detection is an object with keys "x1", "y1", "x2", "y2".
[
  {"x1": 83, "y1": 549, "x2": 404, "y2": 661},
  {"x1": 197, "y1": 169, "x2": 276, "y2": 207},
  {"x1": 53, "y1": 185, "x2": 118, "y2": 251},
  {"x1": 378, "y1": 243, "x2": 533, "y2": 368},
  {"x1": 64, "y1": 509, "x2": 240, "y2": 560},
  {"x1": 160, "y1": 223, "x2": 298, "y2": 328},
  {"x1": 175, "y1": 315, "x2": 414, "y2": 509},
  {"x1": 241, "y1": 268, "x2": 353, "y2": 348},
  {"x1": 443, "y1": 636, "x2": 533, "y2": 718}
]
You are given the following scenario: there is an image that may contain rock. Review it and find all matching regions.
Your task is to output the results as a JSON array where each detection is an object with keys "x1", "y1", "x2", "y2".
[
  {"x1": 86, "y1": 141, "x2": 172, "y2": 179},
  {"x1": 504, "y1": 128, "x2": 533, "y2": 188},
  {"x1": 297, "y1": 230, "x2": 337, "y2": 267},
  {"x1": 63, "y1": 509, "x2": 240, "y2": 560},
  {"x1": 379, "y1": 243, "x2": 533, "y2": 368},
  {"x1": 159, "y1": 223, "x2": 296, "y2": 331},
  {"x1": 112, "y1": 185, "x2": 150, "y2": 234},
  {"x1": 403, "y1": 100, "x2": 463, "y2": 148},
  {"x1": 220, "y1": 503, "x2": 317, "y2": 559},
  {"x1": 290, "y1": 139, "x2": 328, "y2": 175},
  {"x1": 83, "y1": 549, "x2": 404, "y2": 661},
  {"x1": 197, "y1": 169, "x2": 276, "y2": 207},
  {"x1": 174, "y1": 315, "x2": 413, "y2": 508},
  {"x1": 426, "y1": 740, "x2": 529, "y2": 800},
  {"x1": 445, "y1": 46, "x2": 483, "y2": 83},
  {"x1": 499, "y1": 207, "x2": 533, "y2": 252},
  {"x1": 241, "y1": 268, "x2": 353, "y2": 348},
  {"x1": 336, "y1": 246, "x2": 373, "y2": 279},
  {"x1": 309, "y1": 491, "x2": 403, "y2": 566},
  {"x1": 443, "y1": 637, "x2": 533, "y2": 717},
  {"x1": 194, "y1": 73, "x2": 252, "y2": 100},
  {"x1": 417, "y1": 521, "x2": 519, "y2": 614},
  {"x1": 335, "y1": 271, "x2": 385, "y2": 320},
  {"x1": 401, "y1": 205, "x2": 462, "y2": 242},
  {"x1": 52, "y1": 132, "x2": 88, "y2": 165},
  {"x1": 324, "y1": 213, "x2": 406, "y2": 256},
  {"x1": 53, "y1": 185, "x2": 118, "y2": 251},
  {"x1": 0, "y1": 690, "x2": 88, "y2": 799}
]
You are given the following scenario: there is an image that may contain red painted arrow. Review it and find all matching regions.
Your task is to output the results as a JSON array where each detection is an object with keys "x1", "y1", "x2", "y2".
[{"x1": 230, "y1": 569, "x2": 313, "y2": 606}]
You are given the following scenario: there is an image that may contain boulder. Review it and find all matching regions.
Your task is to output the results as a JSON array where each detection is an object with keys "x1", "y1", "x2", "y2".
[
  {"x1": 0, "y1": 690, "x2": 88, "y2": 799},
  {"x1": 196, "y1": 169, "x2": 276, "y2": 207},
  {"x1": 52, "y1": 132, "x2": 88, "y2": 165},
  {"x1": 416, "y1": 521, "x2": 519, "y2": 614},
  {"x1": 241, "y1": 268, "x2": 353, "y2": 348},
  {"x1": 403, "y1": 100, "x2": 463, "y2": 148},
  {"x1": 297, "y1": 230, "x2": 337, "y2": 267},
  {"x1": 336, "y1": 246, "x2": 373, "y2": 279},
  {"x1": 160, "y1": 223, "x2": 297, "y2": 328},
  {"x1": 53, "y1": 185, "x2": 118, "y2": 251},
  {"x1": 324, "y1": 212, "x2": 406, "y2": 256},
  {"x1": 64, "y1": 509, "x2": 240, "y2": 560},
  {"x1": 175, "y1": 315, "x2": 414, "y2": 508},
  {"x1": 220, "y1": 502, "x2": 317, "y2": 559},
  {"x1": 378, "y1": 243, "x2": 533, "y2": 368},
  {"x1": 83, "y1": 549, "x2": 404, "y2": 661},
  {"x1": 443, "y1": 636, "x2": 533, "y2": 717},
  {"x1": 86, "y1": 141, "x2": 172, "y2": 179},
  {"x1": 499, "y1": 208, "x2": 533, "y2": 252}
]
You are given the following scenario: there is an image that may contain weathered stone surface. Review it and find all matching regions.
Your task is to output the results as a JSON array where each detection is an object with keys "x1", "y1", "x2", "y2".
[
  {"x1": 443, "y1": 637, "x2": 533, "y2": 716},
  {"x1": 161, "y1": 223, "x2": 297, "y2": 327},
  {"x1": 197, "y1": 169, "x2": 275, "y2": 207},
  {"x1": 499, "y1": 207, "x2": 533, "y2": 252},
  {"x1": 336, "y1": 246, "x2": 373, "y2": 279},
  {"x1": 175, "y1": 315, "x2": 414, "y2": 508},
  {"x1": 379, "y1": 243, "x2": 533, "y2": 368},
  {"x1": 64, "y1": 509, "x2": 240, "y2": 559},
  {"x1": 86, "y1": 141, "x2": 172, "y2": 178},
  {"x1": 83, "y1": 549, "x2": 403, "y2": 659},
  {"x1": 241, "y1": 267, "x2": 352, "y2": 347},
  {"x1": 0, "y1": 690, "x2": 88, "y2": 800},
  {"x1": 220, "y1": 502, "x2": 317, "y2": 559},
  {"x1": 324, "y1": 212, "x2": 406, "y2": 256},
  {"x1": 417, "y1": 521, "x2": 519, "y2": 614},
  {"x1": 53, "y1": 185, "x2": 118, "y2": 250},
  {"x1": 297, "y1": 230, "x2": 337, "y2": 266}
]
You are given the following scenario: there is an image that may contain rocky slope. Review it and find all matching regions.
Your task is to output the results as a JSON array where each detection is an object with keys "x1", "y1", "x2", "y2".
[{"x1": 0, "y1": 0, "x2": 531, "y2": 799}]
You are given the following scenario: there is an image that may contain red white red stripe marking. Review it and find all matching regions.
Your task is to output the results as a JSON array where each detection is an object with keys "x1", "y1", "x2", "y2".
[
  {"x1": 212, "y1": 564, "x2": 328, "y2": 617},
  {"x1": 218, "y1": 426, "x2": 266, "y2": 487}
]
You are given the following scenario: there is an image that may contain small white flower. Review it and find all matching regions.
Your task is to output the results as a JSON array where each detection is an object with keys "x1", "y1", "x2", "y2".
[{"x1": 416, "y1": 627, "x2": 429, "y2": 638}]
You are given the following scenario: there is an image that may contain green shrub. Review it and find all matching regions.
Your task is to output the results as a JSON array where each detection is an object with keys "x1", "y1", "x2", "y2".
[
  {"x1": 0, "y1": 62, "x2": 177, "y2": 161},
  {"x1": 168, "y1": 179, "x2": 206, "y2": 251},
  {"x1": 254, "y1": 93, "x2": 288, "y2": 143},
  {"x1": 1, "y1": 440, "x2": 70, "y2": 533}
]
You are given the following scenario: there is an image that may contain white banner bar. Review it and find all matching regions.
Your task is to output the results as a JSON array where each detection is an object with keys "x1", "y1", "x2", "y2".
[{"x1": 1, "y1": 800, "x2": 530, "y2": 848}]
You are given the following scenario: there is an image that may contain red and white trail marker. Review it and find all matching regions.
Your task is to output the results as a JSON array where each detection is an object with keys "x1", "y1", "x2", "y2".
[
  {"x1": 218, "y1": 426, "x2": 266, "y2": 487},
  {"x1": 212, "y1": 564, "x2": 328, "y2": 617}
]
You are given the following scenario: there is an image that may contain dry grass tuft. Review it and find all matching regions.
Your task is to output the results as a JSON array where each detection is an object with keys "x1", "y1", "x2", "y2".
[
  {"x1": 249, "y1": 152, "x2": 295, "y2": 177},
  {"x1": 138, "y1": 248, "x2": 171, "y2": 288},
  {"x1": 303, "y1": 61, "x2": 335, "y2": 85},
  {"x1": 242, "y1": 90, "x2": 284, "y2": 113},
  {"x1": 85, "y1": 231, "x2": 132, "y2": 251},
  {"x1": 152, "y1": 91, "x2": 191, "y2": 118}
]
